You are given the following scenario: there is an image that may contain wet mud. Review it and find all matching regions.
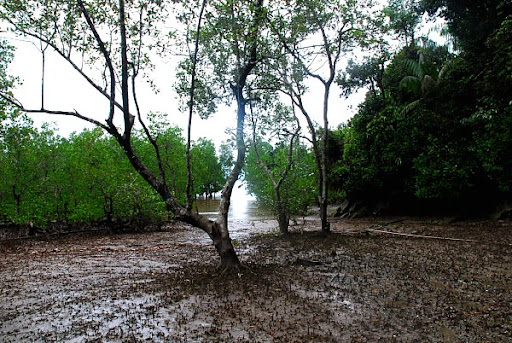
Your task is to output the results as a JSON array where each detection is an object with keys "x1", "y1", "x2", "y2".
[{"x1": 1, "y1": 218, "x2": 511, "y2": 342}]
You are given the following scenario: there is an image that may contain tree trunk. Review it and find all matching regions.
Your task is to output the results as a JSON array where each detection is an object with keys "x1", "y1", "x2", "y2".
[
  {"x1": 215, "y1": 93, "x2": 246, "y2": 268},
  {"x1": 170, "y1": 204, "x2": 240, "y2": 269},
  {"x1": 210, "y1": 221, "x2": 241, "y2": 269},
  {"x1": 12, "y1": 186, "x2": 21, "y2": 216},
  {"x1": 274, "y1": 189, "x2": 289, "y2": 234},
  {"x1": 292, "y1": 97, "x2": 325, "y2": 231},
  {"x1": 320, "y1": 84, "x2": 331, "y2": 233},
  {"x1": 320, "y1": 194, "x2": 329, "y2": 233},
  {"x1": 277, "y1": 210, "x2": 289, "y2": 234}
]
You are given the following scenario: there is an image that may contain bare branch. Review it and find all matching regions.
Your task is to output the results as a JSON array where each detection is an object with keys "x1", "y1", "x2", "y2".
[
  {"x1": 130, "y1": 63, "x2": 168, "y2": 189},
  {"x1": 0, "y1": 92, "x2": 112, "y2": 133},
  {"x1": 117, "y1": 0, "x2": 134, "y2": 140},
  {"x1": 77, "y1": 0, "x2": 117, "y2": 131},
  {"x1": 5, "y1": 16, "x2": 126, "y2": 132},
  {"x1": 276, "y1": 113, "x2": 301, "y2": 190},
  {"x1": 186, "y1": 0, "x2": 208, "y2": 211}
]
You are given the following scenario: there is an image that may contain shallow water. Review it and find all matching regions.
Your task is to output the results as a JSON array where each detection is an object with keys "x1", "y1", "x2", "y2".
[
  {"x1": 195, "y1": 198, "x2": 271, "y2": 221},
  {"x1": 195, "y1": 183, "x2": 272, "y2": 221},
  {"x1": 193, "y1": 197, "x2": 277, "y2": 246}
]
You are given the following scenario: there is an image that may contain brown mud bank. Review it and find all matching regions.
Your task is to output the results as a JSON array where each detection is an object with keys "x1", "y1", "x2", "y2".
[{"x1": 1, "y1": 218, "x2": 511, "y2": 342}]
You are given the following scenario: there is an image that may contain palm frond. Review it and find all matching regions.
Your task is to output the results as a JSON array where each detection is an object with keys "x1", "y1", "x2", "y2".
[
  {"x1": 404, "y1": 58, "x2": 424, "y2": 79},
  {"x1": 437, "y1": 62, "x2": 450, "y2": 83},
  {"x1": 421, "y1": 74, "x2": 437, "y2": 96},
  {"x1": 401, "y1": 99, "x2": 422, "y2": 115},
  {"x1": 400, "y1": 75, "x2": 421, "y2": 95}
]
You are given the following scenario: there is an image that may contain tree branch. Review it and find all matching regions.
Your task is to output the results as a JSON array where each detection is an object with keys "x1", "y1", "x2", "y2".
[
  {"x1": 276, "y1": 114, "x2": 301, "y2": 190},
  {"x1": 0, "y1": 92, "x2": 112, "y2": 133},
  {"x1": 118, "y1": 0, "x2": 135, "y2": 140},
  {"x1": 186, "y1": 0, "x2": 208, "y2": 211},
  {"x1": 130, "y1": 64, "x2": 167, "y2": 188},
  {"x1": 250, "y1": 111, "x2": 278, "y2": 190},
  {"x1": 77, "y1": 0, "x2": 118, "y2": 132}
]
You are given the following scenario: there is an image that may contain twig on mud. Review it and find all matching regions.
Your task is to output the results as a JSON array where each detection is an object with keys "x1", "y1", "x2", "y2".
[
  {"x1": 365, "y1": 227, "x2": 512, "y2": 246},
  {"x1": 294, "y1": 258, "x2": 323, "y2": 266},
  {"x1": 366, "y1": 228, "x2": 478, "y2": 243}
]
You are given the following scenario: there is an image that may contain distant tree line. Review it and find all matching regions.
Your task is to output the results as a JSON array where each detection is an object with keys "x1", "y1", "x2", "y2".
[{"x1": 0, "y1": 111, "x2": 226, "y2": 227}]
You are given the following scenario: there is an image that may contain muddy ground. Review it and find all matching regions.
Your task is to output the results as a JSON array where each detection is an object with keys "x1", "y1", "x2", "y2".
[{"x1": 1, "y1": 217, "x2": 511, "y2": 342}]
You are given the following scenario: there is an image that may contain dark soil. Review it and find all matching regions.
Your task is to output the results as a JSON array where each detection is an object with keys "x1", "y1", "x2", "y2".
[{"x1": 1, "y1": 217, "x2": 511, "y2": 342}]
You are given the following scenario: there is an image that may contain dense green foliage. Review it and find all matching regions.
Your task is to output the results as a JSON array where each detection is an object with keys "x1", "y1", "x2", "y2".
[
  {"x1": 190, "y1": 138, "x2": 225, "y2": 198},
  {"x1": 2, "y1": 0, "x2": 511, "y2": 228},
  {"x1": 0, "y1": 113, "x2": 226, "y2": 226},
  {"x1": 330, "y1": 0, "x2": 512, "y2": 215},
  {"x1": 244, "y1": 138, "x2": 316, "y2": 219}
]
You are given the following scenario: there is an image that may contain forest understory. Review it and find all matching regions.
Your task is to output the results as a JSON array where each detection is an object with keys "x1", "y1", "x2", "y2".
[{"x1": 1, "y1": 217, "x2": 511, "y2": 342}]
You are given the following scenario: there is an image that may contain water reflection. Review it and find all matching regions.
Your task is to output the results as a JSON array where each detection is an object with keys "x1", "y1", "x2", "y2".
[
  {"x1": 195, "y1": 198, "x2": 271, "y2": 220},
  {"x1": 194, "y1": 183, "x2": 271, "y2": 220}
]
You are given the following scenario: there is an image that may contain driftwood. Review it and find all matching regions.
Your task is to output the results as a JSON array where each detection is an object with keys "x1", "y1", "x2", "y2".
[
  {"x1": 363, "y1": 224, "x2": 512, "y2": 247},
  {"x1": 365, "y1": 228, "x2": 478, "y2": 243}
]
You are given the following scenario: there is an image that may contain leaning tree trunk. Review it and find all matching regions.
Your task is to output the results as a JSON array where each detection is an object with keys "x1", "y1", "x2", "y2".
[
  {"x1": 169, "y1": 204, "x2": 240, "y2": 269},
  {"x1": 119, "y1": 136, "x2": 241, "y2": 269},
  {"x1": 213, "y1": 82, "x2": 249, "y2": 269}
]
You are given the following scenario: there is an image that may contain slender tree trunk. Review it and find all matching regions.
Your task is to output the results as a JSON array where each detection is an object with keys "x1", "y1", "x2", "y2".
[
  {"x1": 211, "y1": 0, "x2": 263, "y2": 266},
  {"x1": 103, "y1": 193, "x2": 113, "y2": 226},
  {"x1": 320, "y1": 84, "x2": 330, "y2": 233},
  {"x1": 185, "y1": 0, "x2": 208, "y2": 211},
  {"x1": 276, "y1": 192, "x2": 289, "y2": 234},
  {"x1": 13, "y1": 187, "x2": 21, "y2": 216},
  {"x1": 215, "y1": 86, "x2": 248, "y2": 269},
  {"x1": 291, "y1": 97, "x2": 324, "y2": 230}
]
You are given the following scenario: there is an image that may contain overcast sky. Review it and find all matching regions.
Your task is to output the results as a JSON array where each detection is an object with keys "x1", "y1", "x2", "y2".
[
  {"x1": 5, "y1": 3, "x2": 444, "y2": 149},
  {"x1": 7, "y1": 33, "x2": 365, "y2": 148}
]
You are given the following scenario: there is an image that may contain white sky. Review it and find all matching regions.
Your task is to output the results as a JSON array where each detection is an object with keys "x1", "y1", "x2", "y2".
[
  {"x1": 4, "y1": 4, "x2": 444, "y2": 148},
  {"x1": 6, "y1": 35, "x2": 365, "y2": 148},
  {"x1": 2, "y1": 4, "x2": 447, "y2": 206}
]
